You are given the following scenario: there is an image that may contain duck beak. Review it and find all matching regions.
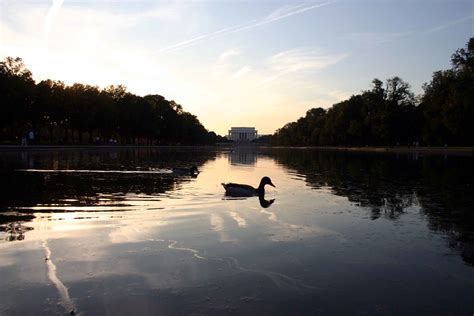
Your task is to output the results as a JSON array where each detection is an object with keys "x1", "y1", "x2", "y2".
[{"x1": 270, "y1": 182, "x2": 275, "y2": 188}]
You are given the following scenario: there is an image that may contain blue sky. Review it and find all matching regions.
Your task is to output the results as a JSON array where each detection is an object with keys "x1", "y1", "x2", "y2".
[{"x1": 1, "y1": 0, "x2": 473, "y2": 135}]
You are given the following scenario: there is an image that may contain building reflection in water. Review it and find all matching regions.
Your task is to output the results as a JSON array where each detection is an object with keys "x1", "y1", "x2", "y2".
[{"x1": 228, "y1": 150, "x2": 257, "y2": 166}]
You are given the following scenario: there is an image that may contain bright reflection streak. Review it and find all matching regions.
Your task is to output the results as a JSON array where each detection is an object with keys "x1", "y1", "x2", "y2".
[
  {"x1": 16, "y1": 169, "x2": 171, "y2": 174},
  {"x1": 229, "y1": 211, "x2": 247, "y2": 228},
  {"x1": 14, "y1": 206, "x2": 133, "y2": 211},
  {"x1": 167, "y1": 240, "x2": 206, "y2": 259},
  {"x1": 210, "y1": 213, "x2": 235, "y2": 242},
  {"x1": 42, "y1": 239, "x2": 77, "y2": 314}
]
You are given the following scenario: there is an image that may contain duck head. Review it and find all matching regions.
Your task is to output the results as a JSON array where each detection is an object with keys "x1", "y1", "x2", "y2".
[
  {"x1": 261, "y1": 176, "x2": 275, "y2": 188},
  {"x1": 257, "y1": 176, "x2": 275, "y2": 194}
]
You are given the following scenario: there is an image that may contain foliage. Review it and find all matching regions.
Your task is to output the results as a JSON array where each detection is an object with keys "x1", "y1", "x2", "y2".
[
  {"x1": 419, "y1": 38, "x2": 474, "y2": 145},
  {"x1": 273, "y1": 38, "x2": 473, "y2": 147},
  {"x1": 0, "y1": 58, "x2": 220, "y2": 145}
]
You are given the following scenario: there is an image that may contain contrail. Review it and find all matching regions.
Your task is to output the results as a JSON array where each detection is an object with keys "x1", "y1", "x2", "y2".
[
  {"x1": 423, "y1": 14, "x2": 474, "y2": 34},
  {"x1": 154, "y1": 1, "x2": 334, "y2": 54},
  {"x1": 44, "y1": 0, "x2": 64, "y2": 43}
]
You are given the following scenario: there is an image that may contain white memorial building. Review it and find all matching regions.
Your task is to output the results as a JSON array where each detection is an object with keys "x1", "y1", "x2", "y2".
[{"x1": 228, "y1": 127, "x2": 257, "y2": 142}]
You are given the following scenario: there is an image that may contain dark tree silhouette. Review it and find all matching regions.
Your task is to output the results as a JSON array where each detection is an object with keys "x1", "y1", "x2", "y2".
[
  {"x1": 0, "y1": 58, "x2": 222, "y2": 145},
  {"x1": 419, "y1": 38, "x2": 474, "y2": 146},
  {"x1": 0, "y1": 57, "x2": 35, "y2": 141},
  {"x1": 272, "y1": 38, "x2": 473, "y2": 147}
]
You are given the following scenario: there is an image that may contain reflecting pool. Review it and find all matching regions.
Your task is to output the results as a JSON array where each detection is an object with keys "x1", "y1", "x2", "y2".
[{"x1": 0, "y1": 148, "x2": 473, "y2": 315}]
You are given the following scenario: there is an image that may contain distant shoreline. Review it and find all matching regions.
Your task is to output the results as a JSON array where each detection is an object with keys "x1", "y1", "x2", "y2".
[
  {"x1": 0, "y1": 144, "x2": 472, "y2": 156},
  {"x1": 0, "y1": 145, "x2": 221, "y2": 151},
  {"x1": 268, "y1": 146, "x2": 474, "y2": 156}
]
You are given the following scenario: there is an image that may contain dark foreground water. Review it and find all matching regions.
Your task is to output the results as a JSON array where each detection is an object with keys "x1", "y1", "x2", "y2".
[{"x1": 0, "y1": 148, "x2": 473, "y2": 315}]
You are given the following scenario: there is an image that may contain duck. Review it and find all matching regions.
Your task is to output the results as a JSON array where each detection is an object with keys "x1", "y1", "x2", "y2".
[
  {"x1": 172, "y1": 166, "x2": 199, "y2": 176},
  {"x1": 222, "y1": 176, "x2": 275, "y2": 197}
]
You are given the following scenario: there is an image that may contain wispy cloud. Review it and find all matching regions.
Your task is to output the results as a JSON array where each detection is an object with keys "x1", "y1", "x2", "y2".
[
  {"x1": 265, "y1": 3, "x2": 310, "y2": 20},
  {"x1": 230, "y1": 66, "x2": 252, "y2": 79},
  {"x1": 423, "y1": 14, "x2": 474, "y2": 34},
  {"x1": 44, "y1": 0, "x2": 64, "y2": 44},
  {"x1": 128, "y1": 5, "x2": 184, "y2": 22},
  {"x1": 217, "y1": 48, "x2": 241, "y2": 63},
  {"x1": 213, "y1": 46, "x2": 345, "y2": 84},
  {"x1": 341, "y1": 31, "x2": 412, "y2": 45},
  {"x1": 154, "y1": 1, "x2": 335, "y2": 54},
  {"x1": 259, "y1": 48, "x2": 347, "y2": 85},
  {"x1": 327, "y1": 89, "x2": 351, "y2": 101},
  {"x1": 343, "y1": 14, "x2": 474, "y2": 46}
]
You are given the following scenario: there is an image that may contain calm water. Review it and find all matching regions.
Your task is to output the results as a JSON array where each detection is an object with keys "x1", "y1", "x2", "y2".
[{"x1": 0, "y1": 148, "x2": 473, "y2": 315}]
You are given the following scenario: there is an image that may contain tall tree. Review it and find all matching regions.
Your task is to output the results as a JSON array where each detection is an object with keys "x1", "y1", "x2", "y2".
[
  {"x1": 0, "y1": 57, "x2": 34, "y2": 140},
  {"x1": 420, "y1": 38, "x2": 474, "y2": 145}
]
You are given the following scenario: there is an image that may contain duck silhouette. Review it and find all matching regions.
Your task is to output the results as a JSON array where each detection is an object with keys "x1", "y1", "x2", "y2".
[
  {"x1": 172, "y1": 166, "x2": 199, "y2": 177},
  {"x1": 222, "y1": 176, "x2": 275, "y2": 197}
]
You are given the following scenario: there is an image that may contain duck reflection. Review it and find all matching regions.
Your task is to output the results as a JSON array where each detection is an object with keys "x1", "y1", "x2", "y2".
[
  {"x1": 223, "y1": 195, "x2": 275, "y2": 208},
  {"x1": 259, "y1": 195, "x2": 275, "y2": 208}
]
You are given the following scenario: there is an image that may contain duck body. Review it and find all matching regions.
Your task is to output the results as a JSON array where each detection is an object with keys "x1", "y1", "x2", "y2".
[
  {"x1": 222, "y1": 183, "x2": 258, "y2": 197},
  {"x1": 172, "y1": 166, "x2": 199, "y2": 176},
  {"x1": 222, "y1": 176, "x2": 275, "y2": 197}
]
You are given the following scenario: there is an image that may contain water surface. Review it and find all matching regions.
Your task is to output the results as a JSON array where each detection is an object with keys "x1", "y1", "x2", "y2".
[{"x1": 0, "y1": 148, "x2": 473, "y2": 315}]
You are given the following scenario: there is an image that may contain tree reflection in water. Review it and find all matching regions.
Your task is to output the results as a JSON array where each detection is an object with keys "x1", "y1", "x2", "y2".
[
  {"x1": 0, "y1": 148, "x2": 219, "y2": 241},
  {"x1": 0, "y1": 220, "x2": 34, "y2": 242},
  {"x1": 0, "y1": 148, "x2": 472, "y2": 266},
  {"x1": 265, "y1": 148, "x2": 474, "y2": 265}
]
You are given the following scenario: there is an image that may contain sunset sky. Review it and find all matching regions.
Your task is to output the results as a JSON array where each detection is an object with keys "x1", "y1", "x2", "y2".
[{"x1": 1, "y1": 0, "x2": 472, "y2": 135}]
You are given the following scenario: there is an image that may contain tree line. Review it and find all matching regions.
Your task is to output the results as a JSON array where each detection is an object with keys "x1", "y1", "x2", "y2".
[
  {"x1": 272, "y1": 38, "x2": 473, "y2": 147},
  {"x1": 0, "y1": 58, "x2": 227, "y2": 145}
]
